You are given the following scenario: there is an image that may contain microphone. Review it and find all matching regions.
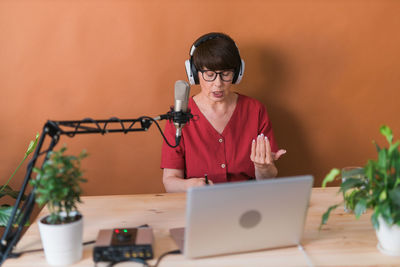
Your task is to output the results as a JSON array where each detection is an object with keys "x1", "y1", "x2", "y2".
[
  {"x1": 153, "y1": 80, "x2": 192, "y2": 147},
  {"x1": 173, "y1": 80, "x2": 190, "y2": 143}
]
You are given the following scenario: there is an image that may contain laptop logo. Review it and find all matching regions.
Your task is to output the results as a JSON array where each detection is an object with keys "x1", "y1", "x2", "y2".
[{"x1": 239, "y1": 210, "x2": 262, "y2": 229}]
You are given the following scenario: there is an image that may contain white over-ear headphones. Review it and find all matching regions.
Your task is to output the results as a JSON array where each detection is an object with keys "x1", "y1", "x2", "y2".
[{"x1": 185, "y1": 33, "x2": 245, "y2": 85}]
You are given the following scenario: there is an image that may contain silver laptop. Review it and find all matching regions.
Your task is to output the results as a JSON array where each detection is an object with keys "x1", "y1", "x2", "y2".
[{"x1": 170, "y1": 175, "x2": 313, "y2": 259}]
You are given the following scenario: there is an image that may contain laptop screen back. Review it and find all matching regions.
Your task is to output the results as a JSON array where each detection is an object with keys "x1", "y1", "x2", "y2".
[{"x1": 183, "y1": 175, "x2": 313, "y2": 258}]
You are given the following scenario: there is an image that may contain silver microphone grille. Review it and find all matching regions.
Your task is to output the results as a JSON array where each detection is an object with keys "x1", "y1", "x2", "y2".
[{"x1": 174, "y1": 80, "x2": 190, "y2": 112}]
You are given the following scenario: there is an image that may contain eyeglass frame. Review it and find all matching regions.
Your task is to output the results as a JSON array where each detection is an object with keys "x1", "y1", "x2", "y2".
[{"x1": 198, "y1": 69, "x2": 235, "y2": 82}]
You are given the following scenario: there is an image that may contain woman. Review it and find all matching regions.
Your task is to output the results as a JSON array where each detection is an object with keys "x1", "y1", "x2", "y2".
[{"x1": 161, "y1": 32, "x2": 286, "y2": 192}]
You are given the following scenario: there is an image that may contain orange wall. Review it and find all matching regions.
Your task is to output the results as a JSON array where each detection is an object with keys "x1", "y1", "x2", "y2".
[{"x1": 1, "y1": 1, "x2": 400, "y2": 196}]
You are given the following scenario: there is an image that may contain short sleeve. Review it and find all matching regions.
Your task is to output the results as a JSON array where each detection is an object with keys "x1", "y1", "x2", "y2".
[{"x1": 160, "y1": 121, "x2": 186, "y2": 170}]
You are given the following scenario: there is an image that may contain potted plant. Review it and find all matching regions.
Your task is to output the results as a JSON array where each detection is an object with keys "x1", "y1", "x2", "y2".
[
  {"x1": 30, "y1": 145, "x2": 87, "y2": 265},
  {"x1": 320, "y1": 125, "x2": 400, "y2": 255}
]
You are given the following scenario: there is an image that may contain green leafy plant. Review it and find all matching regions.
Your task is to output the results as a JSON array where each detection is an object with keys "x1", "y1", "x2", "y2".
[
  {"x1": 0, "y1": 133, "x2": 39, "y2": 226},
  {"x1": 320, "y1": 125, "x2": 400, "y2": 230},
  {"x1": 30, "y1": 145, "x2": 88, "y2": 224}
]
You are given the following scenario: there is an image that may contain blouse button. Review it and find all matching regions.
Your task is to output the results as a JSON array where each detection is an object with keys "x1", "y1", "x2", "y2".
[
  {"x1": 221, "y1": 164, "x2": 226, "y2": 168},
  {"x1": 218, "y1": 138, "x2": 223, "y2": 143}
]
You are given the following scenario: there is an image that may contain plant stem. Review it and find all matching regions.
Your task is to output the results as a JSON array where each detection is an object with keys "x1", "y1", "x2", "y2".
[{"x1": 0, "y1": 154, "x2": 28, "y2": 193}]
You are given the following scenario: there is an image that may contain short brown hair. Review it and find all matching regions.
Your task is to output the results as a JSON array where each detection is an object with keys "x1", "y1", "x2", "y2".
[{"x1": 192, "y1": 32, "x2": 241, "y2": 72}]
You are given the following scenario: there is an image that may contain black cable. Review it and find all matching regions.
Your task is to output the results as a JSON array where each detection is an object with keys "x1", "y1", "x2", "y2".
[
  {"x1": 138, "y1": 116, "x2": 180, "y2": 148},
  {"x1": 10, "y1": 239, "x2": 96, "y2": 257},
  {"x1": 151, "y1": 249, "x2": 181, "y2": 267},
  {"x1": 106, "y1": 258, "x2": 149, "y2": 267}
]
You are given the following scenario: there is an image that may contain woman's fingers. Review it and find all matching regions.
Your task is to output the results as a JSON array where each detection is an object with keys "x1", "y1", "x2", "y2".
[
  {"x1": 250, "y1": 139, "x2": 256, "y2": 161},
  {"x1": 273, "y1": 149, "x2": 287, "y2": 160},
  {"x1": 257, "y1": 134, "x2": 265, "y2": 159},
  {"x1": 264, "y1": 136, "x2": 272, "y2": 164},
  {"x1": 252, "y1": 134, "x2": 267, "y2": 164},
  {"x1": 250, "y1": 134, "x2": 287, "y2": 165}
]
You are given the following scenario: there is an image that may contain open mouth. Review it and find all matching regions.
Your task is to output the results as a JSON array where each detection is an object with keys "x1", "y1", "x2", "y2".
[{"x1": 212, "y1": 91, "x2": 224, "y2": 98}]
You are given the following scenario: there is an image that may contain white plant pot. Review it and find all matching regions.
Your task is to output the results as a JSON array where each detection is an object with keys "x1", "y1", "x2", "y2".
[
  {"x1": 375, "y1": 216, "x2": 400, "y2": 256},
  {"x1": 38, "y1": 214, "x2": 83, "y2": 266}
]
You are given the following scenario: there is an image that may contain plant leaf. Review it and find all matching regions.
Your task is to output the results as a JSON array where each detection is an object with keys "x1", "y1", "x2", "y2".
[
  {"x1": 378, "y1": 148, "x2": 388, "y2": 170},
  {"x1": 380, "y1": 203, "x2": 393, "y2": 225},
  {"x1": 372, "y1": 208, "x2": 380, "y2": 229},
  {"x1": 389, "y1": 187, "x2": 400, "y2": 206},
  {"x1": 322, "y1": 168, "x2": 341, "y2": 188},
  {"x1": 379, "y1": 190, "x2": 387, "y2": 201},
  {"x1": 319, "y1": 204, "x2": 339, "y2": 230},
  {"x1": 364, "y1": 160, "x2": 375, "y2": 181},
  {"x1": 354, "y1": 198, "x2": 367, "y2": 219},
  {"x1": 0, "y1": 206, "x2": 29, "y2": 227},
  {"x1": 25, "y1": 132, "x2": 40, "y2": 156},
  {"x1": 380, "y1": 125, "x2": 393, "y2": 144},
  {"x1": 389, "y1": 141, "x2": 400, "y2": 156},
  {"x1": 0, "y1": 206, "x2": 13, "y2": 226}
]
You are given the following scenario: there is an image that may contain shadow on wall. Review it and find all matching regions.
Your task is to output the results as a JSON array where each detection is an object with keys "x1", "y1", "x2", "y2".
[{"x1": 240, "y1": 45, "x2": 317, "y2": 181}]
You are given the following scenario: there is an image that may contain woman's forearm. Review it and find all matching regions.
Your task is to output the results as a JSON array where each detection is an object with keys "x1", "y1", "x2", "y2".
[
  {"x1": 163, "y1": 169, "x2": 209, "y2": 192},
  {"x1": 163, "y1": 175, "x2": 189, "y2": 193}
]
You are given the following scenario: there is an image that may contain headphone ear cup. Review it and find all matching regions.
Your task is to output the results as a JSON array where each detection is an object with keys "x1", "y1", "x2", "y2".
[
  {"x1": 233, "y1": 59, "x2": 245, "y2": 84},
  {"x1": 185, "y1": 59, "x2": 196, "y2": 85},
  {"x1": 190, "y1": 59, "x2": 200, "y2": 85}
]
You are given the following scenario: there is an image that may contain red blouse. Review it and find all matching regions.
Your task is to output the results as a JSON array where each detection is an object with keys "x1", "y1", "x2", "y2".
[{"x1": 160, "y1": 93, "x2": 279, "y2": 184}]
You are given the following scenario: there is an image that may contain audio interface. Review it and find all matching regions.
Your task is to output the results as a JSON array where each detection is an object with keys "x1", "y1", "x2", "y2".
[{"x1": 93, "y1": 227, "x2": 154, "y2": 262}]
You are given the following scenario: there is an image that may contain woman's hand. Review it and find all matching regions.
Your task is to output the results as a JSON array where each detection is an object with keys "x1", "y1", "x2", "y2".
[
  {"x1": 250, "y1": 134, "x2": 286, "y2": 179},
  {"x1": 185, "y1": 177, "x2": 214, "y2": 190},
  {"x1": 163, "y1": 168, "x2": 214, "y2": 192}
]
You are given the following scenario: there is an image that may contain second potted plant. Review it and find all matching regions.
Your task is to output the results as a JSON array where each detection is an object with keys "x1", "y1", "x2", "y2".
[
  {"x1": 30, "y1": 145, "x2": 88, "y2": 265},
  {"x1": 320, "y1": 125, "x2": 400, "y2": 255}
]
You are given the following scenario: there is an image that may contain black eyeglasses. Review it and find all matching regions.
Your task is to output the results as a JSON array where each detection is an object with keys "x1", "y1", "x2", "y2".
[{"x1": 199, "y1": 70, "x2": 235, "y2": 82}]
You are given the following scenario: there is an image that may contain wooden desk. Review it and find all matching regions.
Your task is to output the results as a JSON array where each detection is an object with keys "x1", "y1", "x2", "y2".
[{"x1": 4, "y1": 188, "x2": 400, "y2": 266}]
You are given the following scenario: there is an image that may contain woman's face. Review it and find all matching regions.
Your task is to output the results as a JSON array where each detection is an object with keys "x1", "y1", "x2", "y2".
[{"x1": 198, "y1": 69, "x2": 234, "y2": 103}]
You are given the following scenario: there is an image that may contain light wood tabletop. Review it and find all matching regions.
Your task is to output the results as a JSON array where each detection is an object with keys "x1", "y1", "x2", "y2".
[{"x1": 3, "y1": 187, "x2": 400, "y2": 266}]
